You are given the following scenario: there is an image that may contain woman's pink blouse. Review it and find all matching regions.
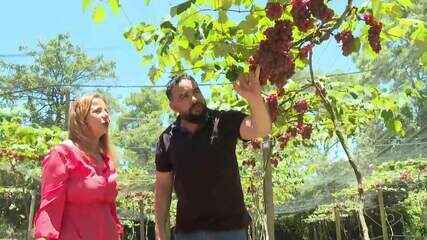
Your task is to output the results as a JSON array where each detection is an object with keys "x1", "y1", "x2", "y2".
[{"x1": 34, "y1": 141, "x2": 123, "y2": 239}]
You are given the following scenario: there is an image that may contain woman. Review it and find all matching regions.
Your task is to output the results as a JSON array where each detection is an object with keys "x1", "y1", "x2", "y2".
[{"x1": 34, "y1": 93, "x2": 123, "y2": 239}]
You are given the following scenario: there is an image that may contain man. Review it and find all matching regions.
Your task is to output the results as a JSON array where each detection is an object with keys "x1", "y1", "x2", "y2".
[{"x1": 155, "y1": 66, "x2": 271, "y2": 240}]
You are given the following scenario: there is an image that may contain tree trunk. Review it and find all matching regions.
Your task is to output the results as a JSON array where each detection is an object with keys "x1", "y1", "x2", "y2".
[
  {"x1": 334, "y1": 206, "x2": 342, "y2": 240},
  {"x1": 308, "y1": 52, "x2": 370, "y2": 240},
  {"x1": 262, "y1": 137, "x2": 274, "y2": 240},
  {"x1": 357, "y1": 206, "x2": 370, "y2": 240},
  {"x1": 313, "y1": 224, "x2": 319, "y2": 240},
  {"x1": 64, "y1": 89, "x2": 70, "y2": 130}
]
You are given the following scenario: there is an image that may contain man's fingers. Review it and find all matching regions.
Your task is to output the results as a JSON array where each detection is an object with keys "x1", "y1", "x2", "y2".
[
  {"x1": 238, "y1": 73, "x2": 249, "y2": 89},
  {"x1": 255, "y1": 65, "x2": 261, "y2": 82},
  {"x1": 233, "y1": 82, "x2": 241, "y2": 92},
  {"x1": 248, "y1": 70, "x2": 254, "y2": 85},
  {"x1": 237, "y1": 74, "x2": 245, "y2": 84}
]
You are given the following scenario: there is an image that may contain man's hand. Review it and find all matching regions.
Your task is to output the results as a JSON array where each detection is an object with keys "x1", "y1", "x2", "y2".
[
  {"x1": 155, "y1": 171, "x2": 173, "y2": 240},
  {"x1": 234, "y1": 65, "x2": 272, "y2": 140},
  {"x1": 234, "y1": 65, "x2": 262, "y2": 102}
]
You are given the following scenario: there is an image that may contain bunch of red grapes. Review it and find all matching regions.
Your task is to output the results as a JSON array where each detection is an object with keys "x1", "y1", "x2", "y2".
[
  {"x1": 276, "y1": 99, "x2": 313, "y2": 148},
  {"x1": 291, "y1": 0, "x2": 334, "y2": 32},
  {"x1": 294, "y1": 99, "x2": 309, "y2": 113},
  {"x1": 266, "y1": 93, "x2": 279, "y2": 122},
  {"x1": 335, "y1": 30, "x2": 356, "y2": 56},
  {"x1": 249, "y1": 19, "x2": 295, "y2": 87},
  {"x1": 299, "y1": 42, "x2": 315, "y2": 60},
  {"x1": 266, "y1": 2, "x2": 284, "y2": 21},
  {"x1": 278, "y1": 122, "x2": 313, "y2": 148},
  {"x1": 362, "y1": 13, "x2": 382, "y2": 53}
]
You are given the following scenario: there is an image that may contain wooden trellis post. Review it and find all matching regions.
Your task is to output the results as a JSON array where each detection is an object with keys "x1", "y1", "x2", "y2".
[
  {"x1": 139, "y1": 199, "x2": 146, "y2": 240},
  {"x1": 27, "y1": 189, "x2": 36, "y2": 240},
  {"x1": 333, "y1": 206, "x2": 342, "y2": 240},
  {"x1": 378, "y1": 188, "x2": 389, "y2": 240},
  {"x1": 262, "y1": 137, "x2": 274, "y2": 240}
]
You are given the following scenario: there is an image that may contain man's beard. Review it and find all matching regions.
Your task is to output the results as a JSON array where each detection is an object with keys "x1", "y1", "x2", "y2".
[{"x1": 181, "y1": 103, "x2": 208, "y2": 124}]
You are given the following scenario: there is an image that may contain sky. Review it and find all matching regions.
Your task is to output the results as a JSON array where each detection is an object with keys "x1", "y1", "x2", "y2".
[{"x1": 0, "y1": 0, "x2": 358, "y2": 100}]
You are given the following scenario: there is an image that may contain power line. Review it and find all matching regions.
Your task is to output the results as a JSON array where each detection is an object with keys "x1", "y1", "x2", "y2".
[
  {"x1": 0, "y1": 69, "x2": 376, "y2": 93},
  {"x1": 0, "y1": 46, "x2": 122, "y2": 58},
  {"x1": 120, "y1": 2, "x2": 133, "y2": 26},
  {"x1": 116, "y1": 141, "x2": 427, "y2": 151},
  {"x1": 371, "y1": 141, "x2": 427, "y2": 147}
]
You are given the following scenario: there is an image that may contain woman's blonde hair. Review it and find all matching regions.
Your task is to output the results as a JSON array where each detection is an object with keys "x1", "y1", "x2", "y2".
[{"x1": 68, "y1": 93, "x2": 116, "y2": 168}]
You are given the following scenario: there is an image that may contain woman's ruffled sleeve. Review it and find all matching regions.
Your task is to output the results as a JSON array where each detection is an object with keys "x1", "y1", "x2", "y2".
[{"x1": 33, "y1": 147, "x2": 69, "y2": 239}]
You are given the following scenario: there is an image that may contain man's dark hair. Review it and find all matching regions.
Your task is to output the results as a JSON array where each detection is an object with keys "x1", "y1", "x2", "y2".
[{"x1": 166, "y1": 74, "x2": 198, "y2": 101}]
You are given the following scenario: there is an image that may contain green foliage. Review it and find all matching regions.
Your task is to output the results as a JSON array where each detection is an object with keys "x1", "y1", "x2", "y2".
[
  {"x1": 114, "y1": 88, "x2": 168, "y2": 166},
  {"x1": 403, "y1": 190, "x2": 427, "y2": 239},
  {"x1": 305, "y1": 158, "x2": 426, "y2": 223},
  {"x1": 113, "y1": 88, "x2": 170, "y2": 222},
  {"x1": 0, "y1": 109, "x2": 65, "y2": 185},
  {"x1": 82, "y1": 0, "x2": 121, "y2": 22},
  {"x1": 0, "y1": 110, "x2": 65, "y2": 238},
  {"x1": 0, "y1": 34, "x2": 116, "y2": 128},
  {"x1": 0, "y1": 187, "x2": 30, "y2": 239}
]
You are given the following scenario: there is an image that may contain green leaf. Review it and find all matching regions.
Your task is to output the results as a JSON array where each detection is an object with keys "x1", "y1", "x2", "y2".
[
  {"x1": 382, "y1": 3, "x2": 404, "y2": 18},
  {"x1": 238, "y1": 13, "x2": 258, "y2": 34},
  {"x1": 183, "y1": 27, "x2": 197, "y2": 43},
  {"x1": 202, "y1": 21, "x2": 213, "y2": 38},
  {"x1": 92, "y1": 5, "x2": 106, "y2": 23},
  {"x1": 294, "y1": 58, "x2": 308, "y2": 70},
  {"x1": 396, "y1": 0, "x2": 413, "y2": 9},
  {"x1": 214, "y1": 0, "x2": 233, "y2": 9},
  {"x1": 349, "y1": 91, "x2": 358, "y2": 99},
  {"x1": 190, "y1": 45, "x2": 205, "y2": 61},
  {"x1": 381, "y1": 110, "x2": 393, "y2": 124},
  {"x1": 414, "y1": 79, "x2": 426, "y2": 91},
  {"x1": 144, "y1": 0, "x2": 151, "y2": 5},
  {"x1": 218, "y1": 10, "x2": 228, "y2": 23},
  {"x1": 108, "y1": 0, "x2": 120, "y2": 15},
  {"x1": 351, "y1": 37, "x2": 361, "y2": 53},
  {"x1": 387, "y1": 25, "x2": 408, "y2": 38},
  {"x1": 392, "y1": 120, "x2": 404, "y2": 136},
  {"x1": 410, "y1": 23, "x2": 427, "y2": 47},
  {"x1": 372, "y1": 0, "x2": 381, "y2": 17},
  {"x1": 160, "y1": 21, "x2": 177, "y2": 32},
  {"x1": 148, "y1": 66, "x2": 163, "y2": 83},
  {"x1": 141, "y1": 55, "x2": 153, "y2": 65},
  {"x1": 421, "y1": 52, "x2": 427, "y2": 70},
  {"x1": 202, "y1": 69, "x2": 216, "y2": 81},
  {"x1": 170, "y1": 0, "x2": 194, "y2": 17},
  {"x1": 213, "y1": 42, "x2": 231, "y2": 57},
  {"x1": 225, "y1": 65, "x2": 243, "y2": 82},
  {"x1": 193, "y1": 60, "x2": 205, "y2": 70},
  {"x1": 176, "y1": 37, "x2": 189, "y2": 49},
  {"x1": 82, "y1": 0, "x2": 91, "y2": 12}
]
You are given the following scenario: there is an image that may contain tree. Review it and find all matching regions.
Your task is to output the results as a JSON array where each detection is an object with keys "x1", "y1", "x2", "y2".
[
  {"x1": 112, "y1": 88, "x2": 171, "y2": 235},
  {"x1": 114, "y1": 88, "x2": 169, "y2": 166},
  {"x1": 0, "y1": 34, "x2": 116, "y2": 128}
]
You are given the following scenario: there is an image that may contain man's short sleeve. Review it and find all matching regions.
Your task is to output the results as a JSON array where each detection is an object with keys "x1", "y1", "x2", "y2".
[
  {"x1": 220, "y1": 110, "x2": 248, "y2": 141},
  {"x1": 155, "y1": 134, "x2": 172, "y2": 172}
]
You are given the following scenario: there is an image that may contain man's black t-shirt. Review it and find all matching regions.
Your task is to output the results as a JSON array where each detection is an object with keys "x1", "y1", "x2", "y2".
[{"x1": 155, "y1": 109, "x2": 251, "y2": 232}]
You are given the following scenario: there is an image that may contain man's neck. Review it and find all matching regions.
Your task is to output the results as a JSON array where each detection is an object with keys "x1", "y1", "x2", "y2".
[{"x1": 180, "y1": 119, "x2": 202, "y2": 134}]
